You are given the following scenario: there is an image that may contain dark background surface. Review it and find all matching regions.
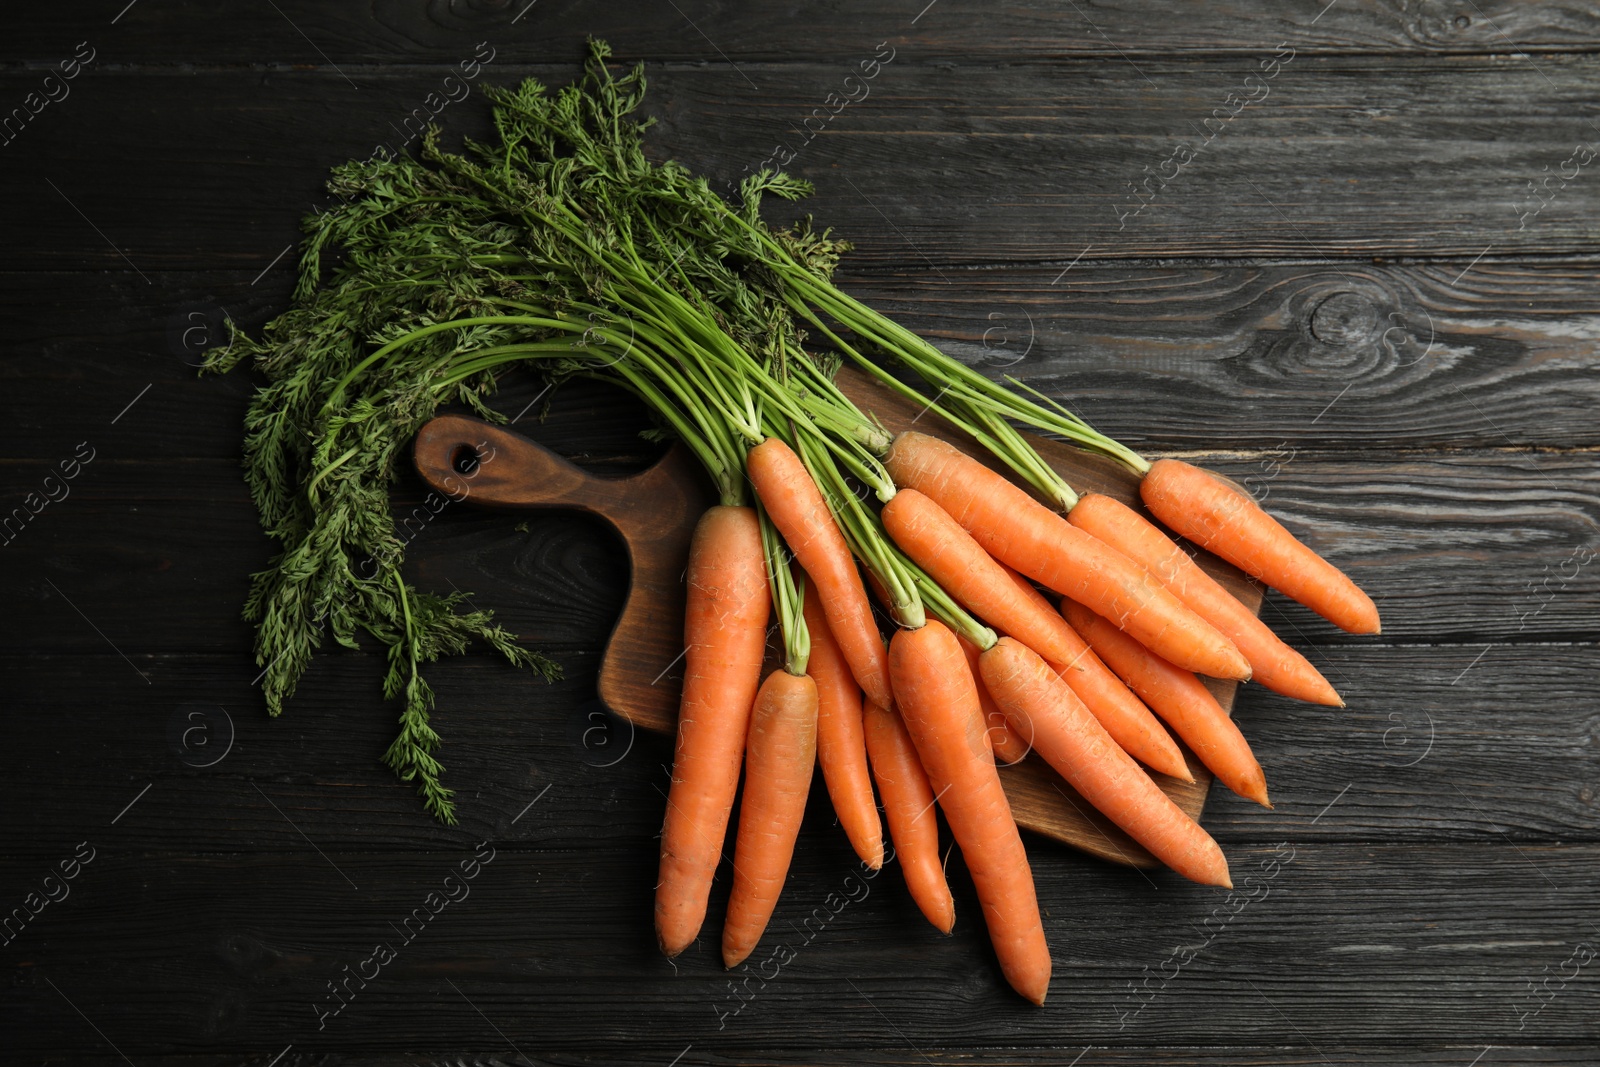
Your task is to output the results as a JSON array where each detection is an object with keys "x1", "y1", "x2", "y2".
[{"x1": 4, "y1": 2, "x2": 1599, "y2": 1064}]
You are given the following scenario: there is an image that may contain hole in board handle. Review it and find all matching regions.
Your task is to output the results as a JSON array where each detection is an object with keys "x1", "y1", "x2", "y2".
[{"x1": 451, "y1": 443, "x2": 483, "y2": 477}]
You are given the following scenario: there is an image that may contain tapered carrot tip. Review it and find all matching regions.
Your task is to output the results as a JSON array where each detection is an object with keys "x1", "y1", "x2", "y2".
[
  {"x1": 1148, "y1": 755, "x2": 1195, "y2": 785},
  {"x1": 1310, "y1": 683, "x2": 1346, "y2": 708},
  {"x1": 1138, "y1": 742, "x2": 1195, "y2": 784},
  {"x1": 1001, "y1": 963, "x2": 1050, "y2": 1006},
  {"x1": 657, "y1": 913, "x2": 694, "y2": 958},
  {"x1": 724, "y1": 944, "x2": 753, "y2": 969},
  {"x1": 1009, "y1": 967, "x2": 1049, "y2": 1006},
  {"x1": 1288, "y1": 659, "x2": 1345, "y2": 707},
  {"x1": 1240, "y1": 770, "x2": 1272, "y2": 809}
]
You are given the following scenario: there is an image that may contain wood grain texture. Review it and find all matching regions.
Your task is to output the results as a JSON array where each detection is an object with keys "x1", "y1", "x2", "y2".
[
  {"x1": 29, "y1": 1051, "x2": 1600, "y2": 1067},
  {"x1": 6, "y1": 57, "x2": 1600, "y2": 272},
  {"x1": 4, "y1": 845, "x2": 1597, "y2": 1053},
  {"x1": 9, "y1": 257, "x2": 1600, "y2": 465},
  {"x1": 835, "y1": 259, "x2": 1600, "y2": 454},
  {"x1": 8, "y1": 0, "x2": 1600, "y2": 64},
  {"x1": 6, "y1": 640, "x2": 1598, "y2": 858}
]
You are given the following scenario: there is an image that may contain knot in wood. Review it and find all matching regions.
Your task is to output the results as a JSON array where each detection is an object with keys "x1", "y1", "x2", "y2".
[{"x1": 1307, "y1": 290, "x2": 1380, "y2": 347}]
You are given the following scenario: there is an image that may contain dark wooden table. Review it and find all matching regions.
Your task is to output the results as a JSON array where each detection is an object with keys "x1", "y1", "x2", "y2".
[{"x1": 5, "y1": 3, "x2": 1599, "y2": 1064}]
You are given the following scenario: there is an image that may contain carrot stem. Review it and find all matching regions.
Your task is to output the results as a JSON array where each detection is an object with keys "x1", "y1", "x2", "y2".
[{"x1": 758, "y1": 504, "x2": 811, "y2": 676}]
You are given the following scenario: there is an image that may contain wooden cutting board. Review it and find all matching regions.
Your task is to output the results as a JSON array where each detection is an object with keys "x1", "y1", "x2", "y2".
[{"x1": 413, "y1": 367, "x2": 1264, "y2": 869}]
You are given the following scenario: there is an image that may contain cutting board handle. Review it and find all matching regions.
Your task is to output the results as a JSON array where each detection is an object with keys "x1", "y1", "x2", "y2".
[
  {"x1": 415, "y1": 414, "x2": 662, "y2": 516},
  {"x1": 413, "y1": 414, "x2": 716, "y2": 734}
]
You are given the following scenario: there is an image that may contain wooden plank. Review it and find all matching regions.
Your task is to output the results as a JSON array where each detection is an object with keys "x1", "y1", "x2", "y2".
[
  {"x1": 0, "y1": 489, "x2": 633, "y2": 657},
  {"x1": 5, "y1": 58, "x2": 1600, "y2": 271},
  {"x1": 4, "y1": 638, "x2": 1598, "y2": 856},
  {"x1": 8, "y1": 0, "x2": 1600, "y2": 64},
  {"x1": 3, "y1": 844, "x2": 1597, "y2": 1050},
  {"x1": 8, "y1": 258, "x2": 1600, "y2": 463},
  {"x1": 0, "y1": 273, "x2": 660, "y2": 465},
  {"x1": 5, "y1": 450, "x2": 1597, "y2": 656},
  {"x1": 836, "y1": 260, "x2": 1600, "y2": 455},
  {"x1": 32, "y1": 1049, "x2": 1600, "y2": 1067}
]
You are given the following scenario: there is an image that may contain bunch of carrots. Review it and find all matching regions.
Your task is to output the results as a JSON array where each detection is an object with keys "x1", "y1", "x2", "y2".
[
  {"x1": 656, "y1": 412, "x2": 1376, "y2": 1003},
  {"x1": 204, "y1": 43, "x2": 1379, "y2": 1003},
  {"x1": 523, "y1": 48, "x2": 1375, "y2": 998}
]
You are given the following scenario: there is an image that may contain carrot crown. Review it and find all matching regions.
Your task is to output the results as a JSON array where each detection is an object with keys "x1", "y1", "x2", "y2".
[{"x1": 758, "y1": 502, "x2": 811, "y2": 676}]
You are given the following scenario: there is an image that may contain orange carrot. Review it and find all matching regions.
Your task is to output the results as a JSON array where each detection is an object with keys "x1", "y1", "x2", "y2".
[
  {"x1": 883, "y1": 431, "x2": 1249, "y2": 681},
  {"x1": 1069, "y1": 491, "x2": 1343, "y2": 705},
  {"x1": 802, "y1": 589, "x2": 885, "y2": 869},
  {"x1": 1139, "y1": 458, "x2": 1380, "y2": 635},
  {"x1": 890, "y1": 620, "x2": 1051, "y2": 1005},
  {"x1": 959, "y1": 633, "x2": 1030, "y2": 765},
  {"x1": 722, "y1": 669, "x2": 819, "y2": 968},
  {"x1": 748, "y1": 437, "x2": 893, "y2": 707},
  {"x1": 884, "y1": 487, "x2": 1083, "y2": 666},
  {"x1": 1064, "y1": 600, "x2": 1270, "y2": 808},
  {"x1": 997, "y1": 565, "x2": 1190, "y2": 781},
  {"x1": 979, "y1": 638, "x2": 1232, "y2": 887},
  {"x1": 862, "y1": 699, "x2": 956, "y2": 934},
  {"x1": 883, "y1": 478, "x2": 1185, "y2": 775},
  {"x1": 656, "y1": 506, "x2": 771, "y2": 957}
]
